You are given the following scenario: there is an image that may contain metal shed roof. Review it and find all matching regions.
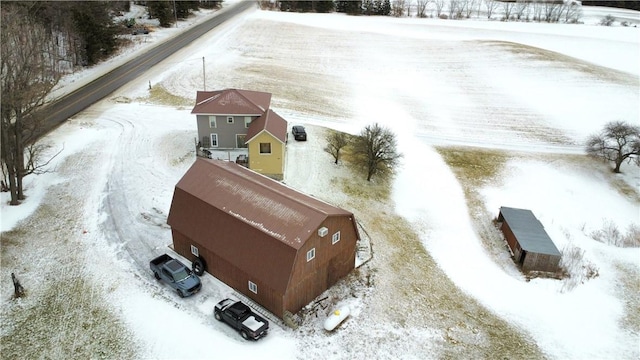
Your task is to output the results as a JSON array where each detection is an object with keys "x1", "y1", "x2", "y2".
[{"x1": 499, "y1": 207, "x2": 561, "y2": 256}]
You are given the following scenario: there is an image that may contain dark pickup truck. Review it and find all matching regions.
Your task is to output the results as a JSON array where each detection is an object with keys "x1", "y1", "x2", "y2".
[
  {"x1": 214, "y1": 299, "x2": 269, "y2": 340},
  {"x1": 150, "y1": 254, "x2": 201, "y2": 298}
]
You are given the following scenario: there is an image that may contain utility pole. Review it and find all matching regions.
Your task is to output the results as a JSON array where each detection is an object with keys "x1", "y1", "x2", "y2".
[{"x1": 202, "y1": 57, "x2": 206, "y2": 91}]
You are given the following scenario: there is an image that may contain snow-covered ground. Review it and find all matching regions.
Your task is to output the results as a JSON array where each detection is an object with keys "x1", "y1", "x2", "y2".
[{"x1": 2, "y1": 2, "x2": 639, "y2": 359}]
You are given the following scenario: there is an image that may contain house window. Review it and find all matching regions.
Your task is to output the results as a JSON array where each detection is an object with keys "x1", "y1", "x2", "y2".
[
  {"x1": 190, "y1": 245, "x2": 199, "y2": 257},
  {"x1": 332, "y1": 231, "x2": 341, "y2": 245},
  {"x1": 210, "y1": 133, "x2": 218, "y2": 147},
  {"x1": 306, "y1": 248, "x2": 316, "y2": 262},
  {"x1": 227, "y1": 116, "x2": 234, "y2": 124},
  {"x1": 236, "y1": 134, "x2": 247, "y2": 148},
  {"x1": 259, "y1": 142, "x2": 271, "y2": 154},
  {"x1": 248, "y1": 281, "x2": 257, "y2": 294},
  {"x1": 244, "y1": 116, "x2": 252, "y2": 128},
  {"x1": 209, "y1": 116, "x2": 216, "y2": 128}
]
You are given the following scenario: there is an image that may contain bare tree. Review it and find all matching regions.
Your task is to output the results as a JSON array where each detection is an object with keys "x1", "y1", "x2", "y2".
[
  {"x1": 434, "y1": 0, "x2": 446, "y2": 17},
  {"x1": 514, "y1": 0, "x2": 530, "y2": 20},
  {"x1": 392, "y1": 0, "x2": 406, "y2": 17},
  {"x1": 586, "y1": 121, "x2": 640, "y2": 173},
  {"x1": 532, "y1": 0, "x2": 543, "y2": 21},
  {"x1": 352, "y1": 123, "x2": 402, "y2": 181},
  {"x1": 1, "y1": 5, "x2": 62, "y2": 205},
  {"x1": 502, "y1": 0, "x2": 516, "y2": 20},
  {"x1": 324, "y1": 130, "x2": 350, "y2": 165},
  {"x1": 448, "y1": 0, "x2": 458, "y2": 19},
  {"x1": 405, "y1": 0, "x2": 413, "y2": 17},
  {"x1": 464, "y1": 0, "x2": 477, "y2": 18},
  {"x1": 416, "y1": 0, "x2": 429, "y2": 17},
  {"x1": 562, "y1": 1, "x2": 582, "y2": 23},
  {"x1": 541, "y1": 0, "x2": 563, "y2": 22},
  {"x1": 485, "y1": 0, "x2": 499, "y2": 19}
]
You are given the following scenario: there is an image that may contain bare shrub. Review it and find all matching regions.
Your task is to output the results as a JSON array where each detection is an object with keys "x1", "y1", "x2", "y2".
[
  {"x1": 590, "y1": 219, "x2": 622, "y2": 245},
  {"x1": 623, "y1": 223, "x2": 640, "y2": 247},
  {"x1": 560, "y1": 243, "x2": 599, "y2": 293},
  {"x1": 590, "y1": 219, "x2": 640, "y2": 247},
  {"x1": 600, "y1": 15, "x2": 615, "y2": 26}
]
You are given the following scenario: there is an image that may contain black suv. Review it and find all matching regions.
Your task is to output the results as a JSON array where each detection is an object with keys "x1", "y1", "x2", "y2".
[{"x1": 292, "y1": 125, "x2": 307, "y2": 141}]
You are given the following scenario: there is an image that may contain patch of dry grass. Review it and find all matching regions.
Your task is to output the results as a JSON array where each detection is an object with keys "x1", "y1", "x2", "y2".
[
  {"x1": 610, "y1": 176, "x2": 640, "y2": 202},
  {"x1": 614, "y1": 262, "x2": 640, "y2": 334},
  {"x1": 436, "y1": 146, "x2": 510, "y2": 213},
  {"x1": 140, "y1": 85, "x2": 192, "y2": 107},
  {"x1": 339, "y1": 175, "x2": 544, "y2": 359}
]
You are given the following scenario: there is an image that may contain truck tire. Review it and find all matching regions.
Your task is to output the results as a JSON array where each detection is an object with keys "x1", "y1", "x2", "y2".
[
  {"x1": 240, "y1": 330, "x2": 249, "y2": 340},
  {"x1": 214, "y1": 311, "x2": 222, "y2": 321},
  {"x1": 177, "y1": 289, "x2": 185, "y2": 298},
  {"x1": 192, "y1": 257, "x2": 206, "y2": 276},
  {"x1": 154, "y1": 272, "x2": 160, "y2": 280}
]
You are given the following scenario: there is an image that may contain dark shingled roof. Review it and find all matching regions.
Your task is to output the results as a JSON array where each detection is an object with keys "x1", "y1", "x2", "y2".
[{"x1": 499, "y1": 207, "x2": 561, "y2": 256}]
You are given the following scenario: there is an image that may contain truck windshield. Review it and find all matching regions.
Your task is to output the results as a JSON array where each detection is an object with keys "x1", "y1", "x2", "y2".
[{"x1": 172, "y1": 269, "x2": 190, "y2": 282}]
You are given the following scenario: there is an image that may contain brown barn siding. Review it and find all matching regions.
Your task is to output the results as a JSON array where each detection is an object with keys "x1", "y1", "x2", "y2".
[
  {"x1": 283, "y1": 216, "x2": 358, "y2": 315},
  {"x1": 170, "y1": 188, "x2": 296, "y2": 293},
  {"x1": 499, "y1": 221, "x2": 518, "y2": 254},
  {"x1": 174, "y1": 227, "x2": 286, "y2": 317}
]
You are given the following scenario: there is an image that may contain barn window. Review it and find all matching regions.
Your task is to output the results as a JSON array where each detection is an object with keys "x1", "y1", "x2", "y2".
[
  {"x1": 244, "y1": 116, "x2": 252, "y2": 128},
  {"x1": 248, "y1": 281, "x2": 257, "y2": 294},
  {"x1": 227, "y1": 116, "x2": 234, "y2": 124},
  {"x1": 210, "y1": 133, "x2": 218, "y2": 147},
  {"x1": 209, "y1": 116, "x2": 217, "y2": 128},
  {"x1": 332, "y1": 231, "x2": 341, "y2": 245},
  {"x1": 306, "y1": 248, "x2": 316, "y2": 262},
  {"x1": 190, "y1": 245, "x2": 199, "y2": 257},
  {"x1": 260, "y1": 143, "x2": 271, "y2": 154}
]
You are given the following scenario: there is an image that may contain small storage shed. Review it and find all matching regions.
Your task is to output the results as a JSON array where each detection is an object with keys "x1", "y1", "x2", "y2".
[
  {"x1": 167, "y1": 158, "x2": 360, "y2": 319},
  {"x1": 497, "y1": 207, "x2": 561, "y2": 273}
]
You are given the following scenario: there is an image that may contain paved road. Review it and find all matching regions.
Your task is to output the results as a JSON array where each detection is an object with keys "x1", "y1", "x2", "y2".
[{"x1": 34, "y1": 0, "x2": 254, "y2": 141}]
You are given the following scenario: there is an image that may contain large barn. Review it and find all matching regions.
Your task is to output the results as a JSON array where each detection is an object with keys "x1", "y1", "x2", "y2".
[
  {"x1": 167, "y1": 158, "x2": 360, "y2": 318},
  {"x1": 497, "y1": 207, "x2": 562, "y2": 273}
]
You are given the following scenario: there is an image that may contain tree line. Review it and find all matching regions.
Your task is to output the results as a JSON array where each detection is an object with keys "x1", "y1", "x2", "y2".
[
  {"x1": 1, "y1": 1, "x2": 221, "y2": 205},
  {"x1": 262, "y1": 0, "x2": 638, "y2": 23}
]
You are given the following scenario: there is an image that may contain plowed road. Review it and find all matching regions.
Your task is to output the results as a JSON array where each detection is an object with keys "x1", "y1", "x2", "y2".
[{"x1": 35, "y1": 1, "x2": 254, "y2": 140}]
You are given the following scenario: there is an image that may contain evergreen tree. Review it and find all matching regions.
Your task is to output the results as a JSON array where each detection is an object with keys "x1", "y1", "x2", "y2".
[
  {"x1": 70, "y1": 1, "x2": 119, "y2": 65},
  {"x1": 147, "y1": 1, "x2": 173, "y2": 27},
  {"x1": 380, "y1": 0, "x2": 391, "y2": 15},
  {"x1": 315, "y1": 1, "x2": 335, "y2": 13},
  {"x1": 336, "y1": 0, "x2": 362, "y2": 15},
  {"x1": 175, "y1": 1, "x2": 198, "y2": 19}
]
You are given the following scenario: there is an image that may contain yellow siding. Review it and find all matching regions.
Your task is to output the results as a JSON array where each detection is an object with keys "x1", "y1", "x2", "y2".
[{"x1": 247, "y1": 132, "x2": 285, "y2": 179}]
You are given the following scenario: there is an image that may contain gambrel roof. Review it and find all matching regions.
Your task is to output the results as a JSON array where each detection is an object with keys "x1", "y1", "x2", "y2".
[
  {"x1": 170, "y1": 159, "x2": 354, "y2": 250},
  {"x1": 167, "y1": 159, "x2": 359, "y2": 294}
]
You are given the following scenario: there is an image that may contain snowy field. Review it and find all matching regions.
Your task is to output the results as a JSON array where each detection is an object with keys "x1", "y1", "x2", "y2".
[{"x1": 1, "y1": 2, "x2": 639, "y2": 359}]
